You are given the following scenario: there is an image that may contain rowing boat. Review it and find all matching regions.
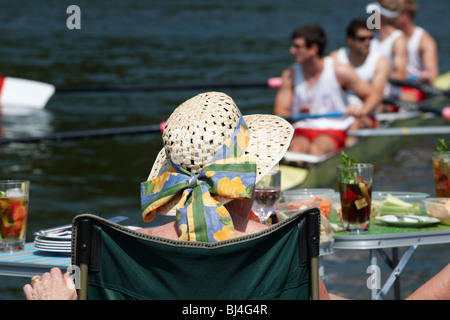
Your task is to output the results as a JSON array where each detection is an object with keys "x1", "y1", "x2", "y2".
[
  {"x1": 280, "y1": 71, "x2": 450, "y2": 191},
  {"x1": 280, "y1": 107, "x2": 449, "y2": 192}
]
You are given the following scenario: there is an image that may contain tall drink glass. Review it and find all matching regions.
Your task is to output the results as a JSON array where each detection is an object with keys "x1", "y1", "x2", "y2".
[
  {"x1": 432, "y1": 152, "x2": 450, "y2": 197},
  {"x1": 252, "y1": 169, "x2": 281, "y2": 224},
  {"x1": 0, "y1": 180, "x2": 29, "y2": 251},
  {"x1": 337, "y1": 164, "x2": 373, "y2": 233}
]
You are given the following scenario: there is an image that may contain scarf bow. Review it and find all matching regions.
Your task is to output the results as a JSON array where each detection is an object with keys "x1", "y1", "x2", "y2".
[{"x1": 141, "y1": 113, "x2": 256, "y2": 242}]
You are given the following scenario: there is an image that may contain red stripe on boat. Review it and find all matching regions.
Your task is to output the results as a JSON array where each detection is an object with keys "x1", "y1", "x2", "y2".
[{"x1": 0, "y1": 77, "x2": 5, "y2": 99}]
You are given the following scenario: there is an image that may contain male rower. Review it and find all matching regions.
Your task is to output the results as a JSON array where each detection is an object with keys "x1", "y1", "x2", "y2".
[
  {"x1": 273, "y1": 24, "x2": 379, "y2": 156},
  {"x1": 369, "y1": 0, "x2": 408, "y2": 101},
  {"x1": 330, "y1": 18, "x2": 390, "y2": 145},
  {"x1": 395, "y1": 0, "x2": 439, "y2": 84}
]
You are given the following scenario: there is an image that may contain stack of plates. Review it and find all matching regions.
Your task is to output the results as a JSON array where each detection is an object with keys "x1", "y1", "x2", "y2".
[
  {"x1": 34, "y1": 235, "x2": 71, "y2": 253},
  {"x1": 33, "y1": 216, "x2": 129, "y2": 254},
  {"x1": 34, "y1": 226, "x2": 71, "y2": 254}
]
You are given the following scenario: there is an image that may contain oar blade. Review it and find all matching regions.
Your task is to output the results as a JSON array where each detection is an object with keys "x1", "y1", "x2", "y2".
[{"x1": 0, "y1": 77, "x2": 55, "y2": 109}]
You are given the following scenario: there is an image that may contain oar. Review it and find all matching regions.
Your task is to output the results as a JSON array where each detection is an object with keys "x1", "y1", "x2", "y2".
[
  {"x1": 0, "y1": 122, "x2": 165, "y2": 145},
  {"x1": 56, "y1": 77, "x2": 283, "y2": 93},
  {"x1": 348, "y1": 126, "x2": 450, "y2": 137},
  {"x1": 383, "y1": 97, "x2": 450, "y2": 119},
  {"x1": 389, "y1": 78, "x2": 450, "y2": 97},
  {"x1": 286, "y1": 100, "x2": 450, "y2": 122},
  {"x1": 286, "y1": 112, "x2": 345, "y2": 122},
  {"x1": 3, "y1": 98, "x2": 448, "y2": 145}
]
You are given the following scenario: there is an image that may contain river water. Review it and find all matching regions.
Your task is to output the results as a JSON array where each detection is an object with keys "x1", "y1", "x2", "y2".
[{"x1": 0, "y1": 0, "x2": 449, "y2": 299}]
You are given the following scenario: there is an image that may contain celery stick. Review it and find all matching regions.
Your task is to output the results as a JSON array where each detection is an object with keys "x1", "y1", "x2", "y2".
[
  {"x1": 359, "y1": 182, "x2": 371, "y2": 204},
  {"x1": 383, "y1": 194, "x2": 412, "y2": 207}
]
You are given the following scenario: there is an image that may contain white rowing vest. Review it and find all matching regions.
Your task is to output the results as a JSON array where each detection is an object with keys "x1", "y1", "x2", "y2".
[
  {"x1": 370, "y1": 30, "x2": 403, "y2": 98},
  {"x1": 407, "y1": 27, "x2": 425, "y2": 79},
  {"x1": 336, "y1": 47, "x2": 381, "y2": 107},
  {"x1": 370, "y1": 29, "x2": 403, "y2": 72},
  {"x1": 291, "y1": 57, "x2": 354, "y2": 130},
  {"x1": 336, "y1": 47, "x2": 381, "y2": 83}
]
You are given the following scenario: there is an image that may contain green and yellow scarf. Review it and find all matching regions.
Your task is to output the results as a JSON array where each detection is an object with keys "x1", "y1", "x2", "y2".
[{"x1": 141, "y1": 113, "x2": 256, "y2": 242}]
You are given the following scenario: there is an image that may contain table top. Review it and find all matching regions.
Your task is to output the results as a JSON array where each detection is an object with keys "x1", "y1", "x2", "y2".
[
  {"x1": 0, "y1": 242, "x2": 70, "y2": 277},
  {"x1": 0, "y1": 220, "x2": 449, "y2": 277},
  {"x1": 333, "y1": 220, "x2": 450, "y2": 249}
]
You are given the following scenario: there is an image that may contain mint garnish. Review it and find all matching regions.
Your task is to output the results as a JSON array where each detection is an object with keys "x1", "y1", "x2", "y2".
[{"x1": 435, "y1": 138, "x2": 449, "y2": 155}]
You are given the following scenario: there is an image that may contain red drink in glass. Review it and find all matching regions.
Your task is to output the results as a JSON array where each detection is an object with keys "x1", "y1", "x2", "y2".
[
  {"x1": 337, "y1": 163, "x2": 373, "y2": 233},
  {"x1": 338, "y1": 181, "x2": 372, "y2": 232},
  {"x1": 432, "y1": 152, "x2": 450, "y2": 197}
]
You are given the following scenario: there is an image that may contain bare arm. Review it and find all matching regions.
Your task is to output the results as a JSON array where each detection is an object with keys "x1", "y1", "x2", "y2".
[
  {"x1": 335, "y1": 63, "x2": 380, "y2": 116},
  {"x1": 406, "y1": 263, "x2": 450, "y2": 300},
  {"x1": 419, "y1": 32, "x2": 439, "y2": 83},
  {"x1": 372, "y1": 56, "x2": 390, "y2": 102},
  {"x1": 273, "y1": 67, "x2": 294, "y2": 117},
  {"x1": 390, "y1": 36, "x2": 408, "y2": 80}
]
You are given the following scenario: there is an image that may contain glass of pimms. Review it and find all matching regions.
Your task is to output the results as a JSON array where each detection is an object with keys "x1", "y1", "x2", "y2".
[
  {"x1": 432, "y1": 152, "x2": 450, "y2": 197},
  {"x1": 0, "y1": 180, "x2": 30, "y2": 251},
  {"x1": 337, "y1": 164, "x2": 373, "y2": 233}
]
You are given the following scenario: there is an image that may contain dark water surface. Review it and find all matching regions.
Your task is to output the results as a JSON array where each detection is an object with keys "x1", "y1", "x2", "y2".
[{"x1": 0, "y1": 0, "x2": 449, "y2": 299}]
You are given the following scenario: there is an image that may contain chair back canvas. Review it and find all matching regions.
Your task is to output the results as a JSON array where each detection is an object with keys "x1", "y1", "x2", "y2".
[{"x1": 72, "y1": 209, "x2": 318, "y2": 300}]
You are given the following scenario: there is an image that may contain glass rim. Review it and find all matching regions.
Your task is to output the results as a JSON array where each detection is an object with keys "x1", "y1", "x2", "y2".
[
  {"x1": 432, "y1": 152, "x2": 450, "y2": 157},
  {"x1": 337, "y1": 163, "x2": 373, "y2": 169}
]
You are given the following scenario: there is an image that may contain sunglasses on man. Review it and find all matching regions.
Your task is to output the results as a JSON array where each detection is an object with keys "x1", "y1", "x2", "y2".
[{"x1": 354, "y1": 36, "x2": 374, "y2": 42}]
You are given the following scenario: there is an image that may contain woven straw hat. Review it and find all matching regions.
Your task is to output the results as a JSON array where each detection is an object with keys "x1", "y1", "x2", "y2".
[{"x1": 147, "y1": 92, "x2": 293, "y2": 215}]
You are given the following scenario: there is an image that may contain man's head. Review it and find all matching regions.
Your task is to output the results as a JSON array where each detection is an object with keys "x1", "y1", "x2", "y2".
[
  {"x1": 396, "y1": 0, "x2": 418, "y2": 28},
  {"x1": 398, "y1": 0, "x2": 418, "y2": 18},
  {"x1": 346, "y1": 18, "x2": 374, "y2": 56},
  {"x1": 377, "y1": 0, "x2": 402, "y2": 26},
  {"x1": 290, "y1": 24, "x2": 327, "y2": 62}
]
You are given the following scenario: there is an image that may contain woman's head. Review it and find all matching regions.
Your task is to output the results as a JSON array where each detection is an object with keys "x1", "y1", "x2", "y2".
[
  {"x1": 148, "y1": 91, "x2": 293, "y2": 205},
  {"x1": 141, "y1": 92, "x2": 293, "y2": 241}
]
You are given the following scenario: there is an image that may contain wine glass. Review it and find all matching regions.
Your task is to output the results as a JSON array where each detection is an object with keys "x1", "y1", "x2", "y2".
[{"x1": 252, "y1": 169, "x2": 281, "y2": 224}]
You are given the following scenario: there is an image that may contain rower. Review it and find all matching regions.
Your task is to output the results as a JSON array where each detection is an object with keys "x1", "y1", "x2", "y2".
[
  {"x1": 330, "y1": 18, "x2": 390, "y2": 145},
  {"x1": 395, "y1": 0, "x2": 439, "y2": 100},
  {"x1": 273, "y1": 24, "x2": 379, "y2": 156},
  {"x1": 369, "y1": 0, "x2": 408, "y2": 103}
]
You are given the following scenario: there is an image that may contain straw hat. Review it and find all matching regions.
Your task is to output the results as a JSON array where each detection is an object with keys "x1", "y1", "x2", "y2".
[{"x1": 147, "y1": 92, "x2": 293, "y2": 215}]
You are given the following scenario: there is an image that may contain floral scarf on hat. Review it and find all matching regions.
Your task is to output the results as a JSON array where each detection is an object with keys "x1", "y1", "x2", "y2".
[{"x1": 140, "y1": 113, "x2": 256, "y2": 242}]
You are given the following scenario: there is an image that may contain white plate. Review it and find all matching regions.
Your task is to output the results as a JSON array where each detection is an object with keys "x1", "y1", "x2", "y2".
[
  {"x1": 34, "y1": 244, "x2": 70, "y2": 252},
  {"x1": 34, "y1": 245, "x2": 71, "y2": 253},
  {"x1": 34, "y1": 235, "x2": 71, "y2": 253},
  {"x1": 34, "y1": 238, "x2": 71, "y2": 247},
  {"x1": 375, "y1": 215, "x2": 441, "y2": 228},
  {"x1": 34, "y1": 243, "x2": 70, "y2": 250},
  {"x1": 35, "y1": 234, "x2": 71, "y2": 241}
]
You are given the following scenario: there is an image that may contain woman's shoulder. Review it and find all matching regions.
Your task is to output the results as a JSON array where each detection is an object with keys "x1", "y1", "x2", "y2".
[
  {"x1": 149, "y1": 217, "x2": 267, "y2": 240},
  {"x1": 151, "y1": 222, "x2": 179, "y2": 240}
]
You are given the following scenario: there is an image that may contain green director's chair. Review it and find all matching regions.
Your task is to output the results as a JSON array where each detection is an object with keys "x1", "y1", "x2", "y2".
[{"x1": 71, "y1": 208, "x2": 321, "y2": 300}]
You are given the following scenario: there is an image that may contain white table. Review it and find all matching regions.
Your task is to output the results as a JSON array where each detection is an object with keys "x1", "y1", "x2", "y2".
[{"x1": 332, "y1": 225, "x2": 450, "y2": 299}]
